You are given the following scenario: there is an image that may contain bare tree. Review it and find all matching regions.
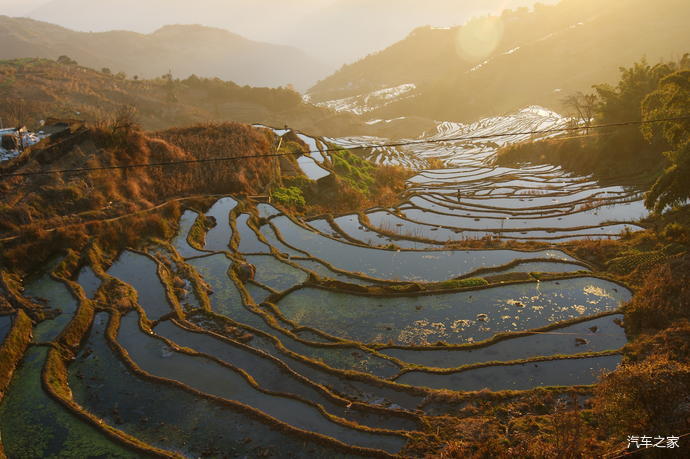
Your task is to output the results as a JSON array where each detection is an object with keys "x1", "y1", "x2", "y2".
[
  {"x1": 111, "y1": 105, "x2": 140, "y2": 133},
  {"x1": 562, "y1": 91, "x2": 597, "y2": 134}
]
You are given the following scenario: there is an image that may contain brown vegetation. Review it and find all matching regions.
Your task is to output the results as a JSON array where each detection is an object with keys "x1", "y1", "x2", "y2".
[
  {"x1": 0, "y1": 120, "x2": 277, "y2": 272},
  {"x1": 0, "y1": 58, "x2": 369, "y2": 136},
  {"x1": 625, "y1": 253, "x2": 690, "y2": 335}
]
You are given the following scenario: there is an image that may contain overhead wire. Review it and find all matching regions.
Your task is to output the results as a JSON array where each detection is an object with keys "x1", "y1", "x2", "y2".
[{"x1": 0, "y1": 115, "x2": 688, "y2": 178}]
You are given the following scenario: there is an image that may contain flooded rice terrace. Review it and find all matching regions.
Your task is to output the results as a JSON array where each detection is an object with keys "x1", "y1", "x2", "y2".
[{"x1": 4, "y1": 107, "x2": 642, "y2": 456}]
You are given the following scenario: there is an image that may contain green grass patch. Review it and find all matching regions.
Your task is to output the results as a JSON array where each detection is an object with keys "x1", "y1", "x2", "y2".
[
  {"x1": 271, "y1": 186, "x2": 305, "y2": 209},
  {"x1": 330, "y1": 149, "x2": 375, "y2": 195}
]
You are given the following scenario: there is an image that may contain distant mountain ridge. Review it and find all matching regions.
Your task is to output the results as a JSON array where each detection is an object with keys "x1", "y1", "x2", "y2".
[
  {"x1": 308, "y1": 0, "x2": 690, "y2": 122},
  {"x1": 18, "y1": 0, "x2": 558, "y2": 68},
  {"x1": 0, "y1": 16, "x2": 327, "y2": 90}
]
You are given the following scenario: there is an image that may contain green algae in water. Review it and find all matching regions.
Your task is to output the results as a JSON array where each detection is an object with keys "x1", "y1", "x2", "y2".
[
  {"x1": 0, "y1": 347, "x2": 136, "y2": 458},
  {"x1": 70, "y1": 313, "x2": 363, "y2": 458},
  {"x1": 188, "y1": 254, "x2": 263, "y2": 325},
  {"x1": 246, "y1": 255, "x2": 308, "y2": 292},
  {"x1": 277, "y1": 278, "x2": 631, "y2": 345},
  {"x1": 25, "y1": 274, "x2": 78, "y2": 343}
]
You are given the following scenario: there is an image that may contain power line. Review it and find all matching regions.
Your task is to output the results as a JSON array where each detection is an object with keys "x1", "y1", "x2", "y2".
[{"x1": 1, "y1": 115, "x2": 688, "y2": 178}]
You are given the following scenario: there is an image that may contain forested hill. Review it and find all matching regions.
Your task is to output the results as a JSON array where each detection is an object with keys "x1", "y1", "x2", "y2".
[
  {"x1": 308, "y1": 0, "x2": 690, "y2": 122},
  {"x1": 0, "y1": 58, "x2": 381, "y2": 136},
  {"x1": 0, "y1": 17, "x2": 327, "y2": 90}
]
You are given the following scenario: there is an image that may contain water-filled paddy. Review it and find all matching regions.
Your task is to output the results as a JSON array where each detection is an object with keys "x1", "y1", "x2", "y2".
[
  {"x1": 76, "y1": 265, "x2": 101, "y2": 298},
  {"x1": 297, "y1": 155, "x2": 331, "y2": 180},
  {"x1": 171, "y1": 210, "x2": 207, "y2": 258},
  {"x1": 0, "y1": 315, "x2": 13, "y2": 344},
  {"x1": 184, "y1": 255, "x2": 400, "y2": 379},
  {"x1": 117, "y1": 313, "x2": 407, "y2": 453},
  {"x1": 71, "y1": 313, "x2": 360, "y2": 458},
  {"x1": 270, "y1": 215, "x2": 575, "y2": 281},
  {"x1": 2, "y1": 106, "x2": 654, "y2": 457},
  {"x1": 236, "y1": 213, "x2": 270, "y2": 253},
  {"x1": 245, "y1": 254, "x2": 309, "y2": 292},
  {"x1": 382, "y1": 314, "x2": 626, "y2": 368},
  {"x1": 287, "y1": 258, "x2": 384, "y2": 286},
  {"x1": 187, "y1": 254, "x2": 253, "y2": 321},
  {"x1": 396, "y1": 354, "x2": 622, "y2": 391},
  {"x1": 107, "y1": 250, "x2": 171, "y2": 321},
  {"x1": 153, "y1": 319, "x2": 419, "y2": 432},
  {"x1": 0, "y1": 347, "x2": 135, "y2": 458},
  {"x1": 25, "y1": 274, "x2": 78, "y2": 343},
  {"x1": 203, "y1": 197, "x2": 236, "y2": 251},
  {"x1": 486, "y1": 261, "x2": 590, "y2": 275},
  {"x1": 277, "y1": 278, "x2": 630, "y2": 345}
]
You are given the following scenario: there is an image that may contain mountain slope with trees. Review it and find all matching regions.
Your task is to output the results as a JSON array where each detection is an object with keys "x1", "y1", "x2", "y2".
[
  {"x1": 0, "y1": 58, "x2": 391, "y2": 137},
  {"x1": 0, "y1": 16, "x2": 326, "y2": 90},
  {"x1": 308, "y1": 0, "x2": 690, "y2": 122}
]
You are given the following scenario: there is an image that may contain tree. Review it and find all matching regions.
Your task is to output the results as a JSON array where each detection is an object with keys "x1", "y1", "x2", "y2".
[
  {"x1": 562, "y1": 91, "x2": 597, "y2": 133},
  {"x1": 642, "y1": 69, "x2": 690, "y2": 212},
  {"x1": 56, "y1": 55, "x2": 77, "y2": 65},
  {"x1": 111, "y1": 105, "x2": 139, "y2": 133},
  {"x1": 590, "y1": 58, "x2": 679, "y2": 165},
  {"x1": 101, "y1": 67, "x2": 112, "y2": 75}
]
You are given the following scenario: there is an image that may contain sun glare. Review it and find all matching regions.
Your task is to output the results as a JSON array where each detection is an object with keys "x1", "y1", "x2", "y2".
[{"x1": 455, "y1": 15, "x2": 504, "y2": 63}]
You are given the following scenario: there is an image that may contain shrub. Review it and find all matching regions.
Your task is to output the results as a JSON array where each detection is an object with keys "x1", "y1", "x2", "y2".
[
  {"x1": 625, "y1": 253, "x2": 690, "y2": 334},
  {"x1": 594, "y1": 355, "x2": 690, "y2": 437},
  {"x1": 271, "y1": 186, "x2": 305, "y2": 209},
  {"x1": 662, "y1": 222, "x2": 689, "y2": 243}
]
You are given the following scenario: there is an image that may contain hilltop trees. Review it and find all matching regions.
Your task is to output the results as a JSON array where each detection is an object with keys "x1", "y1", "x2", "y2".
[
  {"x1": 642, "y1": 67, "x2": 690, "y2": 212},
  {"x1": 496, "y1": 56, "x2": 690, "y2": 202},
  {"x1": 591, "y1": 58, "x2": 680, "y2": 166},
  {"x1": 56, "y1": 55, "x2": 77, "y2": 66}
]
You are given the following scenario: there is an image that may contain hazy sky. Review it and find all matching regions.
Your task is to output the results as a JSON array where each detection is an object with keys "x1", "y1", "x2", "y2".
[{"x1": 0, "y1": 0, "x2": 559, "y2": 68}]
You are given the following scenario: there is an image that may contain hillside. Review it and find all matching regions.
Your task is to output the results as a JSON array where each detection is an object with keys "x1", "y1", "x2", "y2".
[
  {"x1": 0, "y1": 58, "x2": 410, "y2": 137},
  {"x1": 0, "y1": 16, "x2": 326, "y2": 90},
  {"x1": 308, "y1": 0, "x2": 690, "y2": 121},
  {"x1": 21, "y1": 0, "x2": 558, "y2": 68}
]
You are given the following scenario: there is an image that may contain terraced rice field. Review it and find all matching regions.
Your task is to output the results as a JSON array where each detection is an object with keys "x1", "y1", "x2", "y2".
[{"x1": 3, "y1": 109, "x2": 642, "y2": 456}]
